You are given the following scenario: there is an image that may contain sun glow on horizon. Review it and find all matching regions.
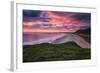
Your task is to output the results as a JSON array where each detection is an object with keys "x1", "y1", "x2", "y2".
[{"x1": 23, "y1": 29, "x2": 76, "y2": 33}]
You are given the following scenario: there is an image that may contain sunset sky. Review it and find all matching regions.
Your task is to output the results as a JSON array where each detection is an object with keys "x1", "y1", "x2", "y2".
[{"x1": 23, "y1": 10, "x2": 91, "y2": 33}]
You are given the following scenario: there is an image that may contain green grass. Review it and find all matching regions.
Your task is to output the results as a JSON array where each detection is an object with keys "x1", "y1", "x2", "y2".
[{"x1": 23, "y1": 42, "x2": 91, "y2": 62}]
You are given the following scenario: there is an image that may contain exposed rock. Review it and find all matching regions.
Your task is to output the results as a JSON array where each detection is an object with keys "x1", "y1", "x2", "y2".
[{"x1": 23, "y1": 33, "x2": 90, "y2": 48}]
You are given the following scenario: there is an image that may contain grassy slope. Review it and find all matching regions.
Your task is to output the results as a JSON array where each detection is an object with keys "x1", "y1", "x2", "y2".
[
  {"x1": 23, "y1": 42, "x2": 91, "y2": 62},
  {"x1": 23, "y1": 28, "x2": 91, "y2": 62}
]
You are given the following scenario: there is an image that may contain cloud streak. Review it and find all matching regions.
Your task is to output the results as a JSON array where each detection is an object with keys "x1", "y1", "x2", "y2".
[{"x1": 23, "y1": 10, "x2": 91, "y2": 33}]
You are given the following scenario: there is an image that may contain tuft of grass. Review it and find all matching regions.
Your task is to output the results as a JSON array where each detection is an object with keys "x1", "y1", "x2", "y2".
[{"x1": 23, "y1": 42, "x2": 91, "y2": 62}]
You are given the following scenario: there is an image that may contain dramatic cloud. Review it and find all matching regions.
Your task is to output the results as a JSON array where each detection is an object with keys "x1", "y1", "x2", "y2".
[{"x1": 23, "y1": 10, "x2": 91, "y2": 33}]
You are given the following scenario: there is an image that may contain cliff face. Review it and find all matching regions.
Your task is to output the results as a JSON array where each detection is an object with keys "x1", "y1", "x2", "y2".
[
  {"x1": 23, "y1": 33, "x2": 90, "y2": 48},
  {"x1": 75, "y1": 28, "x2": 91, "y2": 34}
]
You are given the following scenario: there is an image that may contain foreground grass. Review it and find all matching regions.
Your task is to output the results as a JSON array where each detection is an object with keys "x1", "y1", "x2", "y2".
[{"x1": 23, "y1": 42, "x2": 91, "y2": 62}]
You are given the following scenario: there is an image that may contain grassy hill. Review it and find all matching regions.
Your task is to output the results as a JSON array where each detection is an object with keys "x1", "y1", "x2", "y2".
[
  {"x1": 23, "y1": 42, "x2": 90, "y2": 62},
  {"x1": 23, "y1": 28, "x2": 91, "y2": 62}
]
